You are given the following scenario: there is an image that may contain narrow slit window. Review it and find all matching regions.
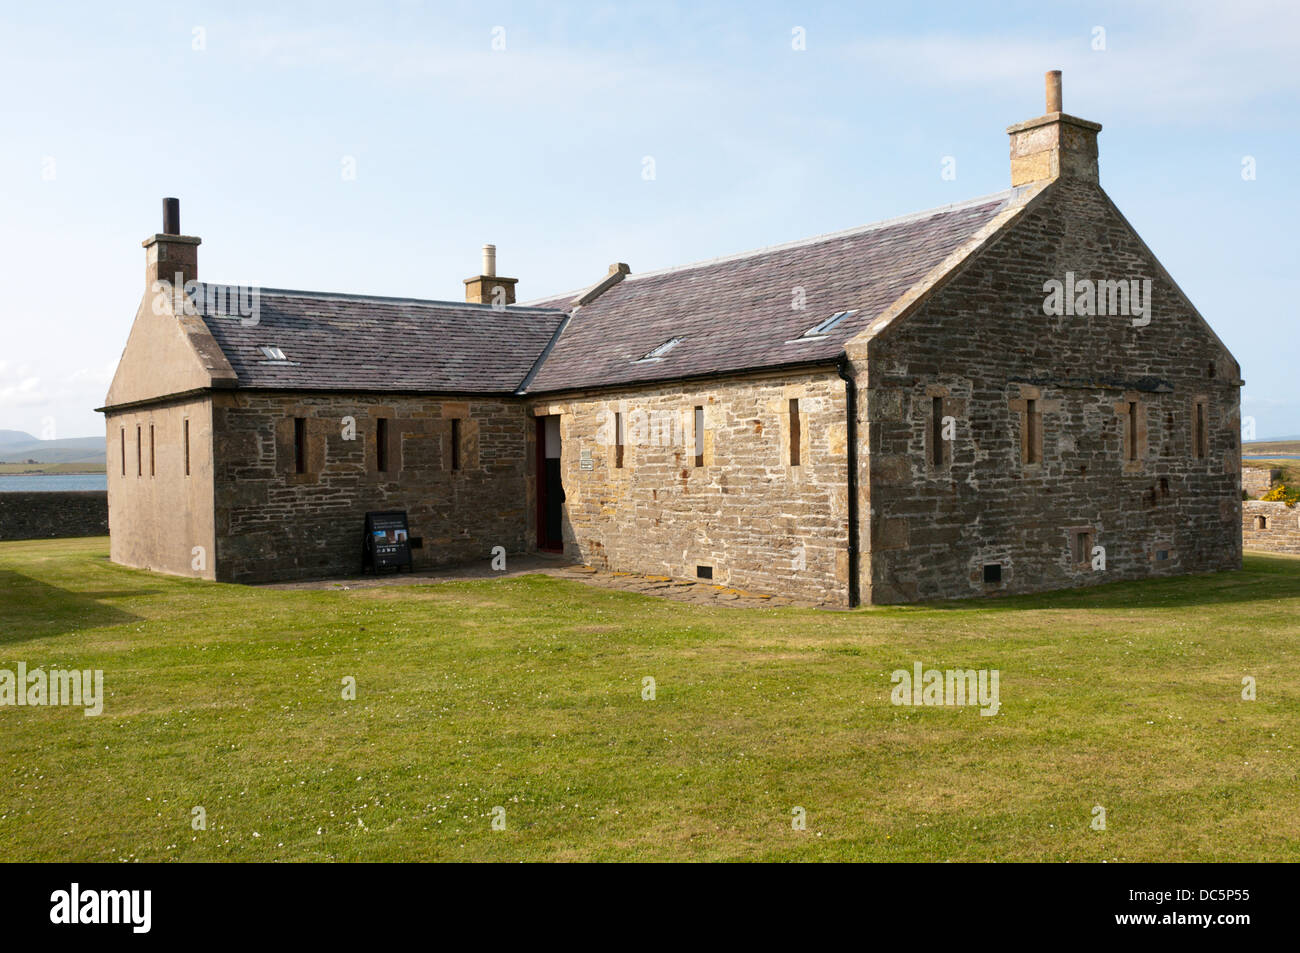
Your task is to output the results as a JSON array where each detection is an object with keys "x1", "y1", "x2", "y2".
[
  {"x1": 614, "y1": 412, "x2": 624, "y2": 469},
  {"x1": 1025, "y1": 399, "x2": 1041, "y2": 465},
  {"x1": 120, "y1": 428, "x2": 125, "y2": 476},
  {"x1": 693, "y1": 406, "x2": 704, "y2": 468},
  {"x1": 789, "y1": 399, "x2": 801, "y2": 467},
  {"x1": 1194, "y1": 402, "x2": 1208, "y2": 459},
  {"x1": 294, "y1": 417, "x2": 306, "y2": 474},
  {"x1": 450, "y1": 418, "x2": 462, "y2": 471},
  {"x1": 376, "y1": 418, "x2": 389, "y2": 473},
  {"x1": 136, "y1": 425, "x2": 142, "y2": 476},
  {"x1": 183, "y1": 419, "x2": 190, "y2": 476},
  {"x1": 931, "y1": 396, "x2": 944, "y2": 466},
  {"x1": 149, "y1": 424, "x2": 155, "y2": 476},
  {"x1": 1127, "y1": 401, "x2": 1139, "y2": 461}
]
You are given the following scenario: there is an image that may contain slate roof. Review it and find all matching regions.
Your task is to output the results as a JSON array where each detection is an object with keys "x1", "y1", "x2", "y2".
[
  {"x1": 522, "y1": 190, "x2": 1019, "y2": 393},
  {"x1": 194, "y1": 288, "x2": 566, "y2": 393},
  {"x1": 191, "y1": 189, "x2": 1021, "y2": 396}
]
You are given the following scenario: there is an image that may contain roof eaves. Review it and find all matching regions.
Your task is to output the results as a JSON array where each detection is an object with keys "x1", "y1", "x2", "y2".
[{"x1": 524, "y1": 356, "x2": 844, "y2": 398}]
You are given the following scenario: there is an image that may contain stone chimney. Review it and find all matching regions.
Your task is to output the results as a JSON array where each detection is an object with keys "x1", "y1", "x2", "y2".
[
  {"x1": 463, "y1": 243, "x2": 518, "y2": 306},
  {"x1": 143, "y1": 197, "x2": 201, "y2": 292},
  {"x1": 1006, "y1": 71, "x2": 1102, "y2": 186}
]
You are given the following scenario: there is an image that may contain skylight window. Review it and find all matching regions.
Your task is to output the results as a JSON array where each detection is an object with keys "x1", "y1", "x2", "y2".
[
  {"x1": 801, "y1": 310, "x2": 858, "y2": 339},
  {"x1": 634, "y1": 337, "x2": 683, "y2": 363},
  {"x1": 257, "y1": 345, "x2": 295, "y2": 365}
]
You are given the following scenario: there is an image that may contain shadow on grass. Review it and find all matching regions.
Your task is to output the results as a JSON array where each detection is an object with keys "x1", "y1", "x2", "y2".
[
  {"x1": 897, "y1": 557, "x2": 1300, "y2": 614},
  {"x1": 0, "y1": 570, "x2": 147, "y2": 643}
]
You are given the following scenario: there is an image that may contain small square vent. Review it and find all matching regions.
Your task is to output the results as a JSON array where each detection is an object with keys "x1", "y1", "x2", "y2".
[{"x1": 696, "y1": 565, "x2": 713, "y2": 580}]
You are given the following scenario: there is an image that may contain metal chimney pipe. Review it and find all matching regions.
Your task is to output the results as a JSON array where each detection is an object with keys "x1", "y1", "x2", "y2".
[
  {"x1": 482, "y1": 244, "x2": 496, "y2": 277},
  {"x1": 162, "y1": 197, "x2": 181, "y2": 235},
  {"x1": 1045, "y1": 70, "x2": 1063, "y2": 113}
]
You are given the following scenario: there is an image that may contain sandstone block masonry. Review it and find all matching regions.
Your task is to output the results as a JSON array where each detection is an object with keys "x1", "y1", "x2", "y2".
[
  {"x1": 1242, "y1": 466, "x2": 1279, "y2": 499},
  {"x1": 856, "y1": 177, "x2": 1241, "y2": 603},
  {"x1": 530, "y1": 369, "x2": 851, "y2": 605},
  {"x1": 0, "y1": 491, "x2": 109, "y2": 540},
  {"x1": 211, "y1": 391, "x2": 532, "y2": 583},
  {"x1": 1242, "y1": 500, "x2": 1300, "y2": 555}
]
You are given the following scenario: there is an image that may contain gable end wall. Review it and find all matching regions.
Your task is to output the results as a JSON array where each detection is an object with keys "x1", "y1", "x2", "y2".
[{"x1": 865, "y1": 179, "x2": 1242, "y2": 602}]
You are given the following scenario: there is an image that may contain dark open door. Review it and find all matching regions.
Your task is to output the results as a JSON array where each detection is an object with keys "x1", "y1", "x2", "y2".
[{"x1": 536, "y1": 415, "x2": 564, "y2": 551}]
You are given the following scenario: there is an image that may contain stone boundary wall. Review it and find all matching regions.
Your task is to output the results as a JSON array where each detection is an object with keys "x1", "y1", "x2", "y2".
[
  {"x1": 1242, "y1": 466, "x2": 1279, "y2": 499},
  {"x1": 0, "y1": 491, "x2": 110, "y2": 540},
  {"x1": 1242, "y1": 500, "x2": 1300, "y2": 555}
]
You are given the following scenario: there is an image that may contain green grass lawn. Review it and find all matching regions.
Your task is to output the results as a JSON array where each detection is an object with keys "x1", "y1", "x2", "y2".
[{"x1": 1, "y1": 538, "x2": 1297, "y2": 862}]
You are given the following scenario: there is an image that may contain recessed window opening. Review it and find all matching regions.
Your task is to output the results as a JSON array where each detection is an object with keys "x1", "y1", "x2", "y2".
[
  {"x1": 931, "y1": 396, "x2": 944, "y2": 466},
  {"x1": 376, "y1": 418, "x2": 389, "y2": 473},
  {"x1": 614, "y1": 412, "x2": 624, "y2": 469},
  {"x1": 1194, "y1": 402, "x2": 1208, "y2": 459},
  {"x1": 1156, "y1": 549, "x2": 1170, "y2": 561},
  {"x1": 1025, "y1": 399, "x2": 1041, "y2": 465},
  {"x1": 696, "y1": 565, "x2": 713, "y2": 580},
  {"x1": 1255, "y1": 515, "x2": 1268, "y2": 530},
  {"x1": 149, "y1": 424, "x2": 155, "y2": 476},
  {"x1": 120, "y1": 428, "x2": 125, "y2": 476},
  {"x1": 1126, "y1": 401, "x2": 1139, "y2": 461},
  {"x1": 789, "y1": 399, "x2": 801, "y2": 467},
  {"x1": 451, "y1": 418, "x2": 462, "y2": 471},
  {"x1": 136, "y1": 425, "x2": 142, "y2": 476},
  {"x1": 693, "y1": 406, "x2": 704, "y2": 468},
  {"x1": 294, "y1": 417, "x2": 306, "y2": 474},
  {"x1": 183, "y1": 419, "x2": 191, "y2": 476},
  {"x1": 1072, "y1": 529, "x2": 1094, "y2": 564},
  {"x1": 983, "y1": 563, "x2": 1002, "y2": 584}
]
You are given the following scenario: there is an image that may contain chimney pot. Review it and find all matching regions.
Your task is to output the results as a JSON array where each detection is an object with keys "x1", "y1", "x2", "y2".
[
  {"x1": 463, "y1": 244, "x2": 517, "y2": 305},
  {"x1": 162, "y1": 197, "x2": 181, "y2": 235},
  {"x1": 1007, "y1": 70, "x2": 1100, "y2": 186},
  {"x1": 1045, "y1": 70, "x2": 1062, "y2": 113}
]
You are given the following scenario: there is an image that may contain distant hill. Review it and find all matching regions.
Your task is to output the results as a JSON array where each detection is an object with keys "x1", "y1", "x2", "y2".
[{"x1": 0, "y1": 435, "x2": 104, "y2": 464}]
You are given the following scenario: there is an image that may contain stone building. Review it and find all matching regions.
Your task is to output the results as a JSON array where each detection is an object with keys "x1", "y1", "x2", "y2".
[
  {"x1": 1242, "y1": 466, "x2": 1279, "y2": 499},
  {"x1": 1242, "y1": 501, "x2": 1300, "y2": 555},
  {"x1": 101, "y1": 73, "x2": 1243, "y2": 604}
]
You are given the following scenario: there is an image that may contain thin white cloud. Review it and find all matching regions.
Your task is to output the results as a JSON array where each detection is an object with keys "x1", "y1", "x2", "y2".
[{"x1": 842, "y1": 1, "x2": 1300, "y2": 122}]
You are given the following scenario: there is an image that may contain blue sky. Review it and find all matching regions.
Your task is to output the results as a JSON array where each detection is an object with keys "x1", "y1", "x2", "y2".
[{"x1": 1, "y1": 0, "x2": 1296, "y2": 439}]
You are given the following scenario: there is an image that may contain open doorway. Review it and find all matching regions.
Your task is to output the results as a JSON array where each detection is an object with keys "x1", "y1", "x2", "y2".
[{"x1": 536, "y1": 415, "x2": 564, "y2": 552}]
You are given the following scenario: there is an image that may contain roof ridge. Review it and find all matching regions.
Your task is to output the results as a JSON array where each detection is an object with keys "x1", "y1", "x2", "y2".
[
  {"x1": 514, "y1": 189, "x2": 1018, "y2": 307},
  {"x1": 624, "y1": 189, "x2": 1019, "y2": 283},
  {"x1": 194, "y1": 283, "x2": 566, "y2": 314}
]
